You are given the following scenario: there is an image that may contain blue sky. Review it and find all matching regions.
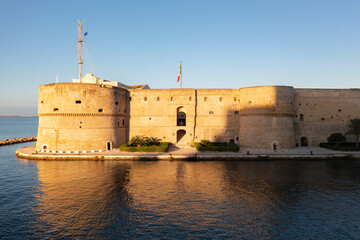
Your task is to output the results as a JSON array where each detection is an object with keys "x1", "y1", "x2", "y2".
[{"x1": 1, "y1": 0, "x2": 360, "y2": 115}]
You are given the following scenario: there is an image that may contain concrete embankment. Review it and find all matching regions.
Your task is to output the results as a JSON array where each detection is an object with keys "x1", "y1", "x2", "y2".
[
  {"x1": 16, "y1": 145, "x2": 360, "y2": 161},
  {"x1": 0, "y1": 137, "x2": 37, "y2": 146}
]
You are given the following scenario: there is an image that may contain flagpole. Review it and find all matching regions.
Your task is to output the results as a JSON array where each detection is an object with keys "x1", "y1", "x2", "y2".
[{"x1": 180, "y1": 61, "x2": 182, "y2": 89}]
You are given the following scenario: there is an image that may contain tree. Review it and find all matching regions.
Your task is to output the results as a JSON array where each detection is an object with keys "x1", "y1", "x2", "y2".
[
  {"x1": 129, "y1": 135, "x2": 147, "y2": 147},
  {"x1": 327, "y1": 133, "x2": 346, "y2": 145},
  {"x1": 346, "y1": 118, "x2": 360, "y2": 147}
]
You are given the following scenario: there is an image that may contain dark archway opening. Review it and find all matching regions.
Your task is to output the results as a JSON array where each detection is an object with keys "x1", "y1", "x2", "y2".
[
  {"x1": 177, "y1": 112, "x2": 186, "y2": 126},
  {"x1": 273, "y1": 143, "x2": 277, "y2": 151},
  {"x1": 106, "y1": 141, "x2": 112, "y2": 150},
  {"x1": 177, "y1": 130, "x2": 186, "y2": 144},
  {"x1": 177, "y1": 107, "x2": 186, "y2": 126},
  {"x1": 301, "y1": 137, "x2": 308, "y2": 146}
]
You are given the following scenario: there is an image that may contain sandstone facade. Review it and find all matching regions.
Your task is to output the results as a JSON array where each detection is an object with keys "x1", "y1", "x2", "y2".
[{"x1": 36, "y1": 80, "x2": 360, "y2": 152}]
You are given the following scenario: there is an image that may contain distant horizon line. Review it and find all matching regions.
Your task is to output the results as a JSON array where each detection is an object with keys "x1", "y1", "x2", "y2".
[{"x1": 0, "y1": 115, "x2": 38, "y2": 118}]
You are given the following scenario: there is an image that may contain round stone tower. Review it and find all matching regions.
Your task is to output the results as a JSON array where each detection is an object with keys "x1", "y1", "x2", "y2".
[
  {"x1": 36, "y1": 83, "x2": 128, "y2": 152},
  {"x1": 238, "y1": 86, "x2": 295, "y2": 149}
]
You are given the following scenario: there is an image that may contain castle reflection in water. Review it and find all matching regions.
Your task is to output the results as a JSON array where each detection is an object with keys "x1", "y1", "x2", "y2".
[{"x1": 27, "y1": 160, "x2": 360, "y2": 239}]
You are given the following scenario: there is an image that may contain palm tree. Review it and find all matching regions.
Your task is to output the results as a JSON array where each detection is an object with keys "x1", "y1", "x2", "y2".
[
  {"x1": 129, "y1": 135, "x2": 147, "y2": 147},
  {"x1": 145, "y1": 137, "x2": 162, "y2": 146},
  {"x1": 346, "y1": 118, "x2": 360, "y2": 147}
]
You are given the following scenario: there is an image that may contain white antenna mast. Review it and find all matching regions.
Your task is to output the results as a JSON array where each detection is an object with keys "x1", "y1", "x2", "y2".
[{"x1": 77, "y1": 20, "x2": 83, "y2": 83}]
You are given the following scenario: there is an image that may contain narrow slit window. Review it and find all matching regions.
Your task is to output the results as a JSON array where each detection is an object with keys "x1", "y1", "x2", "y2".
[
  {"x1": 300, "y1": 114, "x2": 304, "y2": 121},
  {"x1": 76, "y1": 100, "x2": 81, "y2": 104},
  {"x1": 122, "y1": 119, "x2": 125, "y2": 125}
]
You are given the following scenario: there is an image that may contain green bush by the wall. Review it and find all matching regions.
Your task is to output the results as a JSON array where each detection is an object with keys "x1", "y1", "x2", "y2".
[
  {"x1": 120, "y1": 142, "x2": 170, "y2": 152},
  {"x1": 319, "y1": 142, "x2": 360, "y2": 151},
  {"x1": 194, "y1": 142, "x2": 239, "y2": 152}
]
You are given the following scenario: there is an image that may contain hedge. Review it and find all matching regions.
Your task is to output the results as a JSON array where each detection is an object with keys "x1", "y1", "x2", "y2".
[
  {"x1": 194, "y1": 142, "x2": 239, "y2": 152},
  {"x1": 319, "y1": 142, "x2": 360, "y2": 151},
  {"x1": 120, "y1": 142, "x2": 170, "y2": 152}
]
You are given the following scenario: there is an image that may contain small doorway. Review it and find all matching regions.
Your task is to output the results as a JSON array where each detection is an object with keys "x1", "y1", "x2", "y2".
[
  {"x1": 106, "y1": 141, "x2": 112, "y2": 151},
  {"x1": 177, "y1": 130, "x2": 186, "y2": 144},
  {"x1": 273, "y1": 143, "x2": 277, "y2": 151},
  {"x1": 301, "y1": 137, "x2": 308, "y2": 146}
]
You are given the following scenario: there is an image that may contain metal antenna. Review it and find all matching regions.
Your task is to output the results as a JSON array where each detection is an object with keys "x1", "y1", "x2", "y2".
[{"x1": 78, "y1": 20, "x2": 83, "y2": 82}]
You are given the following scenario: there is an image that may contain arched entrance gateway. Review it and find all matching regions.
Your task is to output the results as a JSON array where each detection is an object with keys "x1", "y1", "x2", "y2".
[{"x1": 177, "y1": 130, "x2": 186, "y2": 144}]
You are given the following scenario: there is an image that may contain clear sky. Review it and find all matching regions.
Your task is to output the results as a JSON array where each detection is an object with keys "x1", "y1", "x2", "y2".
[{"x1": 1, "y1": 0, "x2": 360, "y2": 116}]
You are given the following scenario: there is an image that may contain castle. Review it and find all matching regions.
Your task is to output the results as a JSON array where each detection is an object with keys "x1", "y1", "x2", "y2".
[{"x1": 36, "y1": 73, "x2": 360, "y2": 153}]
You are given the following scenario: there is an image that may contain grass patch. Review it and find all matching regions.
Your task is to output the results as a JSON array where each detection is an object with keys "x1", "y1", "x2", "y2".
[
  {"x1": 194, "y1": 142, "x2": 239, "y2": 152},
  {"x1": 120, "y1": 142, "x2": 170, "y2": 152},
  {"x1": 319, "y1": 142, "x2": 360, "y2": 151}
]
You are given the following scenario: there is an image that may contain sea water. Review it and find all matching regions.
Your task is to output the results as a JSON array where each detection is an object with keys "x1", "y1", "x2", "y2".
[{"x1": 0, "y1": 118, "x2": 360, "y2": 239}]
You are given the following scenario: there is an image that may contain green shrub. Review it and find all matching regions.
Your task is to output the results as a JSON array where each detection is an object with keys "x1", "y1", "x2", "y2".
[
  {"x1": 194, "y1": 142, "x2": 239, "y2": 152},
  {"x1": 319, "y1": 142, "x2": 360, "y2": 151},
  {"x1": 200, "y1": 139, "x2": 210, "y2": 146},
  {"x1": 120, "y1": 142, "x2": 170, "y2": 152},
  {"x1": 128, "y1": 135, "x2": 162, "y2": 147},
  {"x1": 129, "y1": 135, "x2": 148, "y2": 147},
  {"x1": 327, "y1": 133, "x2": 346, "y2": 143}
]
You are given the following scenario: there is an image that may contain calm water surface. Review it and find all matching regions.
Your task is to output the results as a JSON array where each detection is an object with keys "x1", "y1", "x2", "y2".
[{"x1": 1, "y1": 118, "x2": 360, "y2": 239}]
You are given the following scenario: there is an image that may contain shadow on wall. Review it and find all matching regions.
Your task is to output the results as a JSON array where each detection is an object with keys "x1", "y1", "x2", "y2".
[{"x1": 205, "y1": 86, "x2": 296, "y2": 150}]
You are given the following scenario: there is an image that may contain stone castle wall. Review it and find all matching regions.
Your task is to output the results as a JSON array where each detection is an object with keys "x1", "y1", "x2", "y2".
[
  {"x1": 36, "y1": 83, "x2": 360, "y2": 151},
  {"x1": 238, "y1": 86, "x2": 295, "y2": 149},
  {"x1": 36, "y1": 83, "x2": 128, "y2": 151},
  {"x1": 294, "y1": 89, "x2": 360, "y2": 146}
]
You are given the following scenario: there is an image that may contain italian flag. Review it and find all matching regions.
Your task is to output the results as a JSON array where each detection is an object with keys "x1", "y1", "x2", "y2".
[{"x1": 177, "y1": 62, "x2": 182, "y2": 82}]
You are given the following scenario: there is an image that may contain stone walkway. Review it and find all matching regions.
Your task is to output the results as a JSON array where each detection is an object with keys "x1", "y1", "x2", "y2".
[{"x1": 15, "y1": 144, "x2": 360, "y2": 161}]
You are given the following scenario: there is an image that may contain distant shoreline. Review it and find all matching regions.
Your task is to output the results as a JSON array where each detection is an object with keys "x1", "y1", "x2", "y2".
[{"x1": 0, "y1": 116, "x2": 38, "y2": 118}]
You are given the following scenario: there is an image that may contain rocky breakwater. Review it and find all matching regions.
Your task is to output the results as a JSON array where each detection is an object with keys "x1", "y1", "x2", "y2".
[{"x1": 0, "y1": 136, "x2": 37, "y2": 146}]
